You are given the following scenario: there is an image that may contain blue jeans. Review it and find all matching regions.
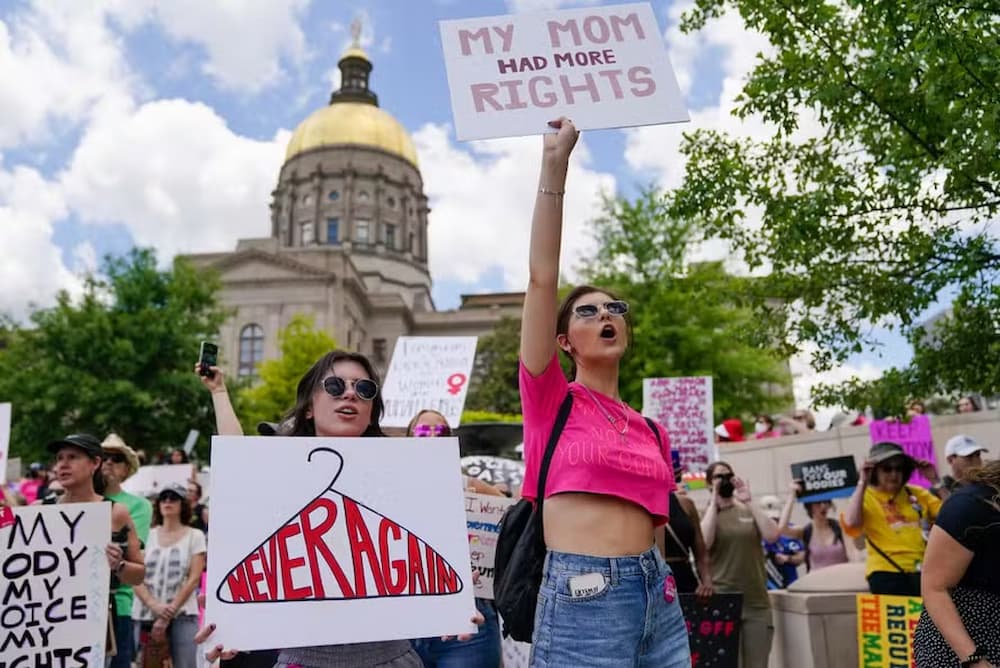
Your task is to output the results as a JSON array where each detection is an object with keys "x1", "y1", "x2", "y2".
[
  {"x1": 107, "y1": 615, "x2": 134, "y2": 668},
  {"x1": 530, "y1": 546, "x2": 691, "y2": 668},
  {"x1": 411, "y1": 598, "x2": 501, "y2": 667}
]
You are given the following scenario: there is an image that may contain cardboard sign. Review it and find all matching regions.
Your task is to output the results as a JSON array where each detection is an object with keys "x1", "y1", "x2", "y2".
[
  {"x1": 0, "y1": 502, "x2": 111, "y2": 667},
  {"x1": 205, "y1": 436, "x2": 476, "y2": 650},
  {"x1": 791, "y1": 456, "x2": 859, "y2": 502},
  {"x1": 439, "y1": 2, "x2": 688, "y2": 141},
  {"x1": 869, "y1": 416, "x2": 936, "y2": 488},
  {"x1": 681, "y1": 593, "x2": 742, "y2": 668},
  {"x1": 642, "y1": 376, "x2": 714, "y2": 473},
  {"x1": 121, "y1": 464, "x2": 192, "y2": 497},
  {"x1": 461, "y1": 456, "x2": 525, "y2": 491},
  {"x1": 856, "y1": 594, "x2": 922, "y2": 667},
  {"x1": 464, "y1": 492, "x2": 516, "y2": 600},
  {"x1": 381, "y1": 336, "x2": 478, "y2": 429},
  {"x1": 0, "y1": 403, "x2": 10, "y2": 484}
]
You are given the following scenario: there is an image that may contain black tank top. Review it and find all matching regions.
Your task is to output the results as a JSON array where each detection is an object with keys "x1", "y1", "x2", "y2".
[{"x1": 664, "y1": 492, "x2": 696, "y2": 559}]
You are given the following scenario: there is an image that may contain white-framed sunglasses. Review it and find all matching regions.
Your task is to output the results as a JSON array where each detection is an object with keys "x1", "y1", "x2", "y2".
[{"x1": 573, "y1": 300, "x2": 629, "y2": 319}]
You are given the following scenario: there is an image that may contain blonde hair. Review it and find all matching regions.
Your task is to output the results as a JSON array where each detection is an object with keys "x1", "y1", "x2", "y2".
[
  {"x1": 964, "y1": 460, "x2": 1000, "y2": 508},
  {"x1": 406, "y1": 409, "x2": 451, "y2": 437}
]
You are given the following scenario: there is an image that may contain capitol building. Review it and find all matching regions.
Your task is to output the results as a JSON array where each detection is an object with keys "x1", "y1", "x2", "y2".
[{"x1": 187, "y1": 42, "x2": 521, "y2": 378}]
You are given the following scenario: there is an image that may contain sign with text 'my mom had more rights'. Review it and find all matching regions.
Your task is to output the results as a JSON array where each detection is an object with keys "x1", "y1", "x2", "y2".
[
  {"x1": 205, "y1": 436, "x2": 475, "y2": 651},
  {"x1": 439, "y1": 2, "x2": 688, "y2": 141},
  {"x1": 381, "y1": 336, "x2": 478, "y2": 429}
]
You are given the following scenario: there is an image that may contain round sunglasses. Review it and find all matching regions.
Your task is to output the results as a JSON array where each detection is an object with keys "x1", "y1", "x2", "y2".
[
  {"x1": 323, "y1": 376, "x2": 379, "y2": 401},
  {"x1": 574, "y1": 300, "x2": 629, "y2": 319},
  {"x1": 413, "y1": 423, "x2": 450, "y2": 437}
]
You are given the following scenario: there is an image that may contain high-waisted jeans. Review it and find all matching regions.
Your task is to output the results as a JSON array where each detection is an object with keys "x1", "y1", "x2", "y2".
[{"x1": 529, "y1": 546, "x2": 691, "y2": 667}]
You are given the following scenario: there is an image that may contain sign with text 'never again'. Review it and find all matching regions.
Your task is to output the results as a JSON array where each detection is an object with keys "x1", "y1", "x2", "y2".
[
  {"x1": 205, "y1": 436, "x2": 476, "y2": 651},
  {"x1": 440, "y1": 3, "x2": 688, "y2": 140}
]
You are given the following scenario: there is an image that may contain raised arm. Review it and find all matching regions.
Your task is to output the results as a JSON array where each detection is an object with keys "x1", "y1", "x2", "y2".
[
  {"x1": 700, "y1": 480, "x2": 721, "y2": 552},
  {"x1": 778, "y1": 481, "x2": 806, "y2": 540},
  {"x1": 196, "y1": 364, "x2": 244, "y2": 436},
  {"x1": 844, "y1": 460, "x2": 873, "y2": 530},
  {"x1": 520, "y1": 118, "x2": 579, "y2": 375},
  {"x1": 735, "y1": 478, "x2": 780, "y2": 543}
]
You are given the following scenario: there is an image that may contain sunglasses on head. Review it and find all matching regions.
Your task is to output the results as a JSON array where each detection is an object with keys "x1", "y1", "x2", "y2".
[
  {"x1": 413, "y1": 423, "x2": 449, "y2": 437},
  {"x1": 323, "y1": 376, "x2": 378, "y2": 401},
  {"x1": 712, "y1": 472, "x2": 735, "y2": 481},
  {"x1": 573, "y1": 300, "x2": 629, "y2": 319},
  {"x1": 104, "y1": 453, "x2": 127, "y2": 464}
]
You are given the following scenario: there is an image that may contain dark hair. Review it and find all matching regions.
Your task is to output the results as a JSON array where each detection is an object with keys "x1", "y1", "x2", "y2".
[
  {"x1": 706, "y1": 461, "x2": 735, "y2": 481},
  {"x1": 868, "y1": 456, "x2": 915, "y2": 486},
  {"x1": 285, "y1": 350, "x2": 385, "y2": 437},
  {"x1": 188, "y1": 480, "x2": 203, "y2": 498},
  {"x1": 170, "y1": 448, "x2": 189, "y2": 463},
  {"x1": 757, "y1": 414, "x2": 775, "y2": 430},
  {"x1": 959, "y1": 395, "x2": 982, "y2": 411},
  {"x1": 406, "y1": 409, "x2": 452, "y2": 437},
  {"x1": 555, "y1": 285, "x2": 632, "y2": 378},
  {"x1": 804, "y1": 500, "x2": 834, "y2": 517},
  {"x1": 153, "y1": 492, "x2": 192, "y2": 526}
]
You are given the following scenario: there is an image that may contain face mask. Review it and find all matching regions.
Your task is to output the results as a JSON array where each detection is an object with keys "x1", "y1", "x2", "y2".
[
  {"x1": 718, "y1": 480, "x2": 735, "y2": 498},
  {"x1": 754, "y1": 422, "x2": 768, "y2": 434}
]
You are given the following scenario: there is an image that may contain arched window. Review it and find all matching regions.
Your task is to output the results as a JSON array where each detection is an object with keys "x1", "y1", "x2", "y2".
[{"x1": 238, "y1": 324, "x2": 264, "y2": 378}]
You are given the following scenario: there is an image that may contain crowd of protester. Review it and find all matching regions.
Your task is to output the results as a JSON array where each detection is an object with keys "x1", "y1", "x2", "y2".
[{"x1": 2, "y1": 121, "x2": 997, "y2": 668}]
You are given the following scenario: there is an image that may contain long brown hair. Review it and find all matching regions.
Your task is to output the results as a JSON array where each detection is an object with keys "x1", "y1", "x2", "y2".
[
  {"x1": 284, "y1": 350, "x2": 385, "y2": 437},
  {"x1": 555, "y1": 284, "x2": 632, "y2": 378},
  {"x1": 406, "y1": 409, "x2": 452, "y2": 437}
]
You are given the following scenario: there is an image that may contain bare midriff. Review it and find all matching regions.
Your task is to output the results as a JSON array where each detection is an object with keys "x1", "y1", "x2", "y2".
[{"x1": 543, "y1": 492, "x2": 655, "y2": 556}]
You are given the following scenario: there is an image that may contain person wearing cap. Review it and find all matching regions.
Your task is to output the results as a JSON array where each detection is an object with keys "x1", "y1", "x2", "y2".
[
  {"x1": 715, "y1": 418, "x2": 745, "y2": 442},
  {"x1": 19, "y1": 462, "x2": 48, "y2": 504},
  {"x1": 44, "y1": 434, "x2": 146, "y2": 663},
  {"x1": 133, "y1": 483, "x2": 207, "y2": 668},
  {"x1": 759, "y1": 494, "x2": 805, "y2": 589},
  {"x1": 843, "y1": 441, "x2": 942, "y2": 596},
  {"x1": 102, "y1": 433, "x2": 153, "y2": 668},
  {"x1": 945, "y1": 435, "x2": 989, "y2": 484}
]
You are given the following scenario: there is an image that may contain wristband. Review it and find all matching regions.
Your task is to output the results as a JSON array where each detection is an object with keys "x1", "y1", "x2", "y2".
[
  {"x1": 539, "y1": 187, "x2": 565, "y2": 197},
  {"x1": 115, "y1": 560, "x2": 126, "y2": 575},
  {"x1": 960, "y1": 649, "x2": 987, "y2": 668}
]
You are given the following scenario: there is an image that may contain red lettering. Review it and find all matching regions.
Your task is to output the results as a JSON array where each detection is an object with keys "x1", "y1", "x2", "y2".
[
  {"x1": 379, "y1": 519, "x2": 407, "y2": 596},
  {"x1": 300, "y1": 497, "x2": 355, "y2": 599},
  {"x1": 437, "y1": 556, "x2": 459, "y2": 594},
  {"x1": 344, "y1": 498, "x2": 388, "y2": 597},
  {"x1": 424, "y1": 545, "x2": 438, "y2": 594},
  {"x1": 246, "y1": 551, "x2": 266, "y2": 601},
  {"x1": 225, "y1": 564, "x2": 252, "y2": 602},
  {"x1": 260, "y1": 538, "x2": 278, "y2": 600},
  {"x1": 407, "y1": 533, "x2": 428, "y2": 595},
  {"x1": 276, "y1": 522, "x2": 312, "y2": 600}
]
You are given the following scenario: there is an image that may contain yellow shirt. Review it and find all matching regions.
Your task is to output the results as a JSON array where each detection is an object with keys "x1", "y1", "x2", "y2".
[{"x1": 843, "y1": 485, "x2": 942, "y2": 576}]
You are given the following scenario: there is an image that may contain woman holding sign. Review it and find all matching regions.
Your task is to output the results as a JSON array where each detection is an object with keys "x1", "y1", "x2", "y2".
[{"x1": 515, "y1": 118, "x2": 689, "y2": 667}]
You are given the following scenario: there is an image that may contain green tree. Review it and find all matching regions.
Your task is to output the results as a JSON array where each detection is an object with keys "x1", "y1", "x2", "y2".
[
  {"x1": 668, "y1": 0, "x2": 1000, "y2": 403},
  {"x1": 581, "y1": 189, "x2": 793, "y2": 419},
  {"x1": 0, "y1": 249, "x2": 228, "y2": 463},
  {"x1": 236, "y1": 314, "x2": 338, "y2": 433}
]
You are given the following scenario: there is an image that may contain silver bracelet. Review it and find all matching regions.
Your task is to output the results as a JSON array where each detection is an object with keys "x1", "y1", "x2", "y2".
[{"x1": 538, "y1": 187, "x2": 565, "y2": 197}]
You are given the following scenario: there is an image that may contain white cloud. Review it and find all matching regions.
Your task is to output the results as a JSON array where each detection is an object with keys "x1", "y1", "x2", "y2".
[
  {"x1": 59, "y1": 99, "x2": 290, "y2": 258},
  {"x1": 414, "y1": 124, "x2": 615, "y2": 290},
  {"x1": 790, "y1": 351, "x2": 886, "y2": 429},
  {"x1": 72, "y1": 241, "x2": 99, "y2": 274}
]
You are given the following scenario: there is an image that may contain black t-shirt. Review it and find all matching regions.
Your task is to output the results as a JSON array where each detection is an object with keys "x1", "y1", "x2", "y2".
[{"x1": 935, "y1": 483, "x2": 1000, "y2": 596}]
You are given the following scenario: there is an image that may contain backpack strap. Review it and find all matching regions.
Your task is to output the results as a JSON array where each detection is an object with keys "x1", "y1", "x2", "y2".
[
  {"x1": 535, "y1": 393, "x2": 574, "y2": 508},
  {"x1": 644, "y1": 417, "x2": 664, "y2": 454},
  {"x1": 803, "y1": 522, "x2": 813, "y2": 572}
]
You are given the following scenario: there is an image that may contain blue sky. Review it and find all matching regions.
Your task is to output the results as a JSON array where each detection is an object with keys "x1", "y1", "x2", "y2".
[{"x1": 0, "y1": 0, "x2": 930, "y2": 408}]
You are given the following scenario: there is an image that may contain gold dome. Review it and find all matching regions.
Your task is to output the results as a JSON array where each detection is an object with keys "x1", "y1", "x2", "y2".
[{"x1": 284, "y1": 102, "x2": 419, "y2": 167}]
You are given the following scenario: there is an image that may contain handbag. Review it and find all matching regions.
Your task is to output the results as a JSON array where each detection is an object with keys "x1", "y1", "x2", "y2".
[{"x1": 493, "y1": 393, "x2": 573, "y2": 642}]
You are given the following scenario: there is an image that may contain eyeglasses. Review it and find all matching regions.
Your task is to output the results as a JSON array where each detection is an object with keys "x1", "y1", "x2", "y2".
[
  {"x1": 159, "y1": 493, "x2": 182, "y2": 503},
  {"x1": 323, "y1": 376, "x2": 379, "y2": 401},
  {"x1": 879, "y1": 465, "x2": 906, "y2": 474},
  {"x1": 413, "y1": 423, "x2": 450, "y2": 437},
  {"x1": 712, "y1": 473, "x2": 735, "y2": 481},
  {"x1": 104, "y1": 453, "x2": 127, "y2": 464},
  {"x1": 573, "y1": 300, "x2": 629, "y2": 319}
]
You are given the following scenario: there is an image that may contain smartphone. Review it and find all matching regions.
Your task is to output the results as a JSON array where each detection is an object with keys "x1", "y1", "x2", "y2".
[{"x1": 198, "y1": 342, "x2": 219, "y2": 377}]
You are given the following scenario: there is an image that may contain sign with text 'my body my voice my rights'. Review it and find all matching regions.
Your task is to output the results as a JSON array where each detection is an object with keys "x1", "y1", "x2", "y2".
[
  {"x1": 381, "y1": 336, "x2": 478, "y2": 429},
  {"x1": 439, "y1": 3, "x2": 688, "y2": 141},
  {"x1": 1, "y1": 502, "x2": 111, "y2": 668}
]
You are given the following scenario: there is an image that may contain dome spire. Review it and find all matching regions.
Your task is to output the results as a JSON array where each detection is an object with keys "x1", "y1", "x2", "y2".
[{"x1": 330, "y1": 16, "x2": 377, "y2": 107}]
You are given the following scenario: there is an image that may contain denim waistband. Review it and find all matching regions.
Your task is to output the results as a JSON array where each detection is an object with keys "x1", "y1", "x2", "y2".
[{"x1": 542, "y1": 545, "x2": 662, "y2": 587}]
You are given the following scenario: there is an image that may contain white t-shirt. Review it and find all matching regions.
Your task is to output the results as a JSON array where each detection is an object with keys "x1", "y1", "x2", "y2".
[{"x1": 132, "y1": 526, "x2": 207, "y2": 620}]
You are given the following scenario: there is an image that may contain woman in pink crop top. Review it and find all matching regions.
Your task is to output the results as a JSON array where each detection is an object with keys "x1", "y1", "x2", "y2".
[{"x1": 519, "y1": 117, "x2": 690, "y2": 668}]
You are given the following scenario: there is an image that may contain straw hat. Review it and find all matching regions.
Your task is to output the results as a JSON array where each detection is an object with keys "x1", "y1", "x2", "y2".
[{"x1": 101, "y1": 433, "x2": 141, "y2": 478}]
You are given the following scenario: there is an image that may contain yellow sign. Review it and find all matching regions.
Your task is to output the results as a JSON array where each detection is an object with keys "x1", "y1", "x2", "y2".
[{"x1": 856, "y1": 594, "x2": 923, "y2": 667}]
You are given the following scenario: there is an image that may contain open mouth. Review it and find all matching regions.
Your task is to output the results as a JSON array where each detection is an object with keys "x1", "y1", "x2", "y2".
[
  {"x1": 600, "y1": 324, "x2": 616, "y2": 340},
  {"x1": 335, "y1": 406, "x2": 358, "y2": 416}
]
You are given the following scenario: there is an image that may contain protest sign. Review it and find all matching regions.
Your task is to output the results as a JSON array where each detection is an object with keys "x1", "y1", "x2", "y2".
[
  {"x1": 381, "y1": 336, "x2": 478, "y2": 428},
  {"x1": 791, "y1": 455, "x2": 859, "y2": 502},
  {"x1": 121, "y1": 463, "x2": 192, "y2": 497},
  {"x1": 464, "y1": 492, "x2": 516, "y2": 600},
  {"x1": 856, "y1": 594, "x2": 922, "y2": 667},
  {"x1": 869, "y1": 416, "x2": 936, "y2": 487},
  {"x1": 0, "y1": 403, "x2": 9, "y2": 484},
  {"x1": 1, "y1": 502, "x2": 111, "y2": 667},
  {"x1": 681, "y1": 593, "x2": 742, "y2": 668},
  {"x1": 461, "y1": 455, "x2": 525, "y2": 491},
  {"x1": 642, "y1": 376, "x2": 714, "y2": 473},
  {"x1": 439, "y1": 2, "x2": 688, "y2": 141},
  {"x1": 205, "y1": 436, "x2": 476, "y2": 650}
]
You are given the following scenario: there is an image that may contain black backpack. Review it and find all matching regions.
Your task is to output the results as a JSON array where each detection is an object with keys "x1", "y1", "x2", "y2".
[{"x1": 493, "y1": 393, "x2": 573, "y2": 642}]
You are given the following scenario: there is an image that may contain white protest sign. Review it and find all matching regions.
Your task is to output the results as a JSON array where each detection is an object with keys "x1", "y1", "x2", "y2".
[
  {"x1": 439, "y1": 2, "x2": 688, "y2": 141},
  {"x1": 381, "y1": 336, "x2": 478, "y2": 428},
  {"x1": 465, "y1": 492, "x2": 515, "y2": 600},
  {"x1": 0, "y1": 403, "x2": 9, "y2": 483},
  {"x1": 0, "y1": 502, "x2": 111, "y2": 667},
  {"x1": 122, "y1": 464, "x2": 192, "y2": 497},
  {"x1": 205, "y1": 436, "x2": 476, "y2": 650},
  {"x1": 461, "y1": 456, "x2": 525, "y2": 491},
  {"x1": 642, "y1": 376, "x2": 714, "y2": 473}
]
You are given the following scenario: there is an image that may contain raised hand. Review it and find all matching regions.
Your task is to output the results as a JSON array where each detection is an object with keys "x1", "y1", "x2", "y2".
[
  {"x1": 543, "y1": 117, "x2": 579, "y2": 163},
  {"x1": 734, "y1": 477, "x2": 752, "y2": 504},
  {"x1": 195, "y1": 364, "x2": 227, "y2": 394}
]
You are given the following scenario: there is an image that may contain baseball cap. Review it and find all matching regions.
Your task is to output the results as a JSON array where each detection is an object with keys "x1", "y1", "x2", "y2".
[
  {"x1": 157, "y1": 483, "x2": 187, "y2": 500},
  {"x1": 945, "y1": 435, "x2": 987, "y2": 458},
  {"x1": 46, "y1": 434, "x2": 104, "y2": 458}
]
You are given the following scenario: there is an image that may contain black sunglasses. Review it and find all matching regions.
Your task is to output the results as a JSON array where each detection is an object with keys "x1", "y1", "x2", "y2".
[
  {"x1": 104, "y1": 453, "x2": 127, "y2": 464},
  {"x1": 323, "y1": 376, "x2": 379, "y2": 401},
  {"x1": 573, "y1": 300, "x2": 629, "y2": 319},
  {"x1": 879, "y1": 464, "x2": 907, "y2": 473},
  {"x1": 159, "y1": 492, "x2": 183, "y2": 502}
]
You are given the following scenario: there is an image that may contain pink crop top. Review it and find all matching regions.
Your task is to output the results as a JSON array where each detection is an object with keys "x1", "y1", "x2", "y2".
[{"x1": 519, "y1": 354, "x2": 675, "y2": 525}]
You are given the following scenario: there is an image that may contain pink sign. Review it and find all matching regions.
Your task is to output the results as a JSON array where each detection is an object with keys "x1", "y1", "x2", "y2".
[
  {"x1": 642, "y1": 377, "x2": 713, "y2": 473},
  {"x1": 868, "y1": 415, "x2": 937, "y2": 488}
]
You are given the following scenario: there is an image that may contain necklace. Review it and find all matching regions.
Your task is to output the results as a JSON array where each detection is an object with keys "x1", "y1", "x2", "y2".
[{"x1": 581, "y1": 384, "x2": 629, "y2": 438}]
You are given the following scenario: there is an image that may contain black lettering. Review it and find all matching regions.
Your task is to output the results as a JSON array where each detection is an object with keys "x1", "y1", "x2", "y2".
[
  {"x1": 1, "y1": 580, "x2": 31, "y2": 605},
  {"x1": 6, "y1": 514, "x2": 52, "y2": 550},
  {"x1": 58, "y1": 511, "x2": 85, "y2": 544},
  {"x1": 70, "y1": 596, "x2": 87, "y2": 620},
  {"x1": 62, "y1": 547, "x2": 86, "y2": 577}
]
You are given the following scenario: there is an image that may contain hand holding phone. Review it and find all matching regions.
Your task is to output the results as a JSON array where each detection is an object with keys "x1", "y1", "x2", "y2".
[{"x1": 198, "y1": 342, "x2": 219, "y2": 378}]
